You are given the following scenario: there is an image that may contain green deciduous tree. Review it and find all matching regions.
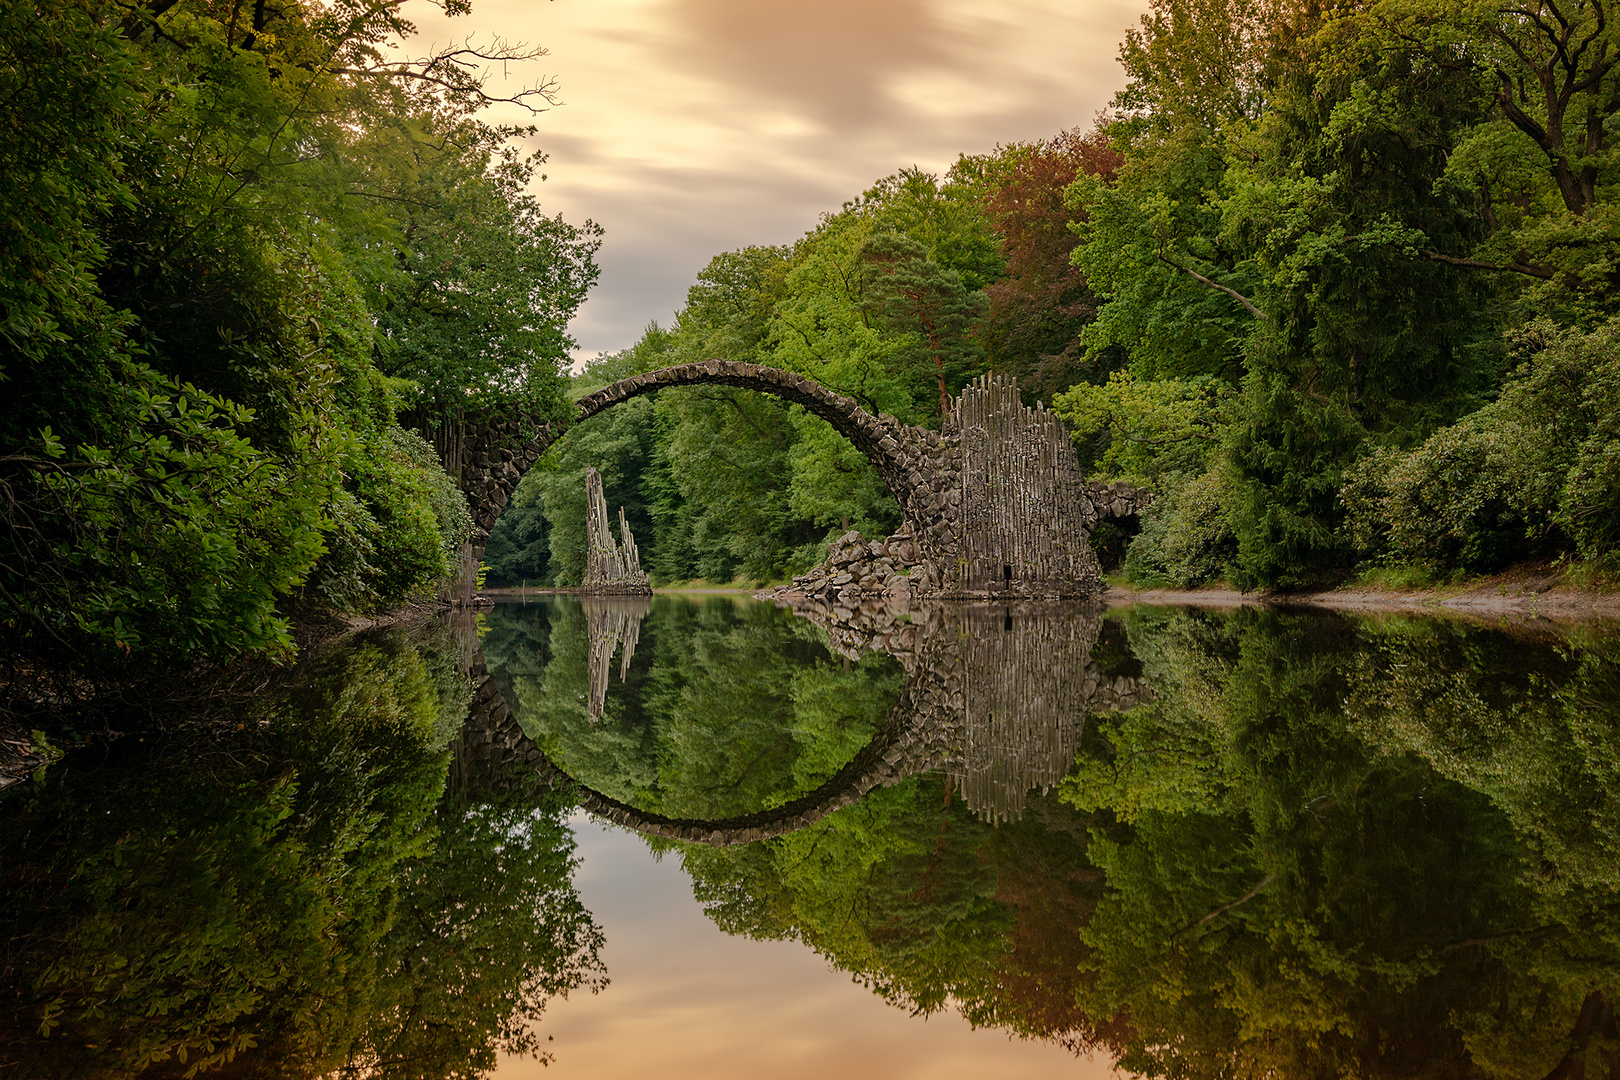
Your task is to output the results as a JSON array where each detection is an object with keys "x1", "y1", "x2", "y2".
[{"x1": 0, "y1": 0, "x2": 598, "y2": 673}]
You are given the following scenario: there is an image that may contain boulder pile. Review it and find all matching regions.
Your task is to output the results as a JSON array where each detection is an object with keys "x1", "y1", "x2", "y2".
[{"x1": 766, "y1": 527, "x2": 930, "y2": 610}]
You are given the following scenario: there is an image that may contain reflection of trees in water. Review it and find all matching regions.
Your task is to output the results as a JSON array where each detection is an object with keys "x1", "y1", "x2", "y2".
[
  {"x1": 1063, "y1": 608, "x2": 1620, "y2": 1079},
  {"x1": 0, "y1": 622, "x2": 602, "y2": 1079},
  {"x1": 481, "y1": 597, "x2": 906, "y2": 822},
  {"x1": 657, "y1": 606, "x2": 1620, "y2": 1077},
  {"x1": 678, "y1": 777, "x2": 1129, "y2": 1050}
]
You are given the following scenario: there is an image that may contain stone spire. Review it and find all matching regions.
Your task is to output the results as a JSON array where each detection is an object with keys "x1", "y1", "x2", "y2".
[{"x1": 582, "y1": 466, "x2": 651, "y2": 594}]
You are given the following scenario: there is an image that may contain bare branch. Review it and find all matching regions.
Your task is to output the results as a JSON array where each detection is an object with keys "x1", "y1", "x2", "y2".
[
  {"x1": 1156, "y1": 253, "x2": 1265, "y2": 318},
  {"x1": 1419, "y1": 248, "x2": 1555, "y2": 278},
  {"x1": 331, "y1": 38, "x2": 562, "y2": 114},
  {"x1": 1171, "y1": 875, "x2": 1274, "y2": 939}
]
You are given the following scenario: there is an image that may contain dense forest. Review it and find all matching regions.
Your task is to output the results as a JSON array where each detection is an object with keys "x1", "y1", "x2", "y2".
[
  {"x1": 5, "y1": 0, "x2": 1618, "y2": 679},
  {"x1": 489, "y1": 0, "x2": 1619, "y2": 594},
  {"x1": 0, "y1": 0, "x2": 597, "y2": 679}
]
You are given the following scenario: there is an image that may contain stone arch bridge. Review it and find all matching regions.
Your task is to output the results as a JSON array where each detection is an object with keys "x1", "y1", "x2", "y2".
[
  {"x1": 447, "y1": 601, "x2": 1151, "y2": 843},
  {"x1": 413, "y1": 361, "x2": 1149, "y2": 600}
]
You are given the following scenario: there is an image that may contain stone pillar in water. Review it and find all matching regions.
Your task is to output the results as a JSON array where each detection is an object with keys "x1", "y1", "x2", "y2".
[{"x1": 582, "y1": 466, "x2": 651, "y2": 594}]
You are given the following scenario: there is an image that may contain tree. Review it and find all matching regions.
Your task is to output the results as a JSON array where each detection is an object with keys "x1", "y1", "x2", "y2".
[
  {"x1": 970, "y1": 128, "x2": 1124, "y2": 401},
  {"x1": 0, "y1": 0, "x2": 600, "y2": 671},
  {"x1": 857, "y1": 232, "x2": 987, "y2": 417}
]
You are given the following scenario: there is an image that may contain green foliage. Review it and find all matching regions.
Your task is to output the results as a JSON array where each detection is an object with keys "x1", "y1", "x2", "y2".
[
  {"x1": 1343, "y1": 318, "x2": 1620, "y2": 572},
  {"x1": 487, "y1": 596, "x2": 904, "y2": 816},
  {"x1": 1054, "y1": 372, "x2": 1238, "y2": 586},
  {"x1": 0, "y1": 0, "x2": 594, "y2": 668},
  {"x1": 0, "y1": 622, "x2": 601, "y2": 1078},
  {"x1": 363, "y1": 141, "x2": 600, "y2": 418},
  {"x1": 481, "y1": 492, "x2": 550, "y2": 588},
  {"x1": 314, "y1": 426, "x2": 477, "y2": 609},
  {"x1": 1054, "y1": 370, "x2": 1233, "y2": 484},
  {"x1": 21, "y1": 366, "x2": 329, "y2": 659},
  {"x1": 1056, "y1": 0, "x2": 1620, "y2": 588},
  {"x1": 1061, "y1": 607, "x2": 1620, "y2": 1078},
  {"x1": 856, "y1": 231, "x2": 987, "y2": 416},
  {"x1": 1123, "y1": 465, "x2": 1239, "y2": 586}
]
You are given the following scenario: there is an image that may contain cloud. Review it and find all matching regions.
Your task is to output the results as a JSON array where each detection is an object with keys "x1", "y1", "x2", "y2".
[
  {"x1": 660, "y1": 0, "x2": 969, "y2": 128},
  {"x1": 406, "y1": 0, "x2": 1149, "y2": 356}
]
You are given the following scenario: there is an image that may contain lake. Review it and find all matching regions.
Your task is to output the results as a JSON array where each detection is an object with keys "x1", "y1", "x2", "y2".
[{"x1": 4, "y1": 594, "x2": 1618, "y2": 1078}]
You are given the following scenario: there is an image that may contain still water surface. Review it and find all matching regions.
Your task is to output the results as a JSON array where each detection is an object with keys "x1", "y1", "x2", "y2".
[{"x1": 4, "y1": 595, "x2": 1620, "y2": 1078}]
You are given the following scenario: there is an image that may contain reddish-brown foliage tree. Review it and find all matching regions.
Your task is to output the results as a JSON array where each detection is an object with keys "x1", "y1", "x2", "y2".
[{"x1": 978, "y1": 127, "x2": 1123, "y2": 402}]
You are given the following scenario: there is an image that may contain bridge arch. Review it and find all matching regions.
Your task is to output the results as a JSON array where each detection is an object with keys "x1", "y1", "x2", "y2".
[
  {"x1": 420, "y1": 362, "x2": 1137, "y2": 600},
  {"x1": 430, "y1": 361, "x2": 942, "y2": 565}
]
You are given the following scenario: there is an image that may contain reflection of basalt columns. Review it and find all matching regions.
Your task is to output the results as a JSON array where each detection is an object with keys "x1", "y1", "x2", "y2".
[
  {"x1": 785, "y1": 600, "x2": 1153, "y2": 823},
  {"x1": 952, "y1": 608, "x2": 1095, "y2": 822},
  {"x1": 582, "y1": 466, "x2": 650, "y2": 594},
  {"x1": 583, "y1": 596, "x2": 651, "y2": 722}
]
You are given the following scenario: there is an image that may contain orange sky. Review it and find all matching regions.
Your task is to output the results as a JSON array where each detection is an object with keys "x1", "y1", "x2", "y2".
[
  {"x1": 402, "y1": 0, "x2": 1152, "y2": 357},
  {"x1": 495, "y1": 818, "x2": 1129, "y2": 1080}
]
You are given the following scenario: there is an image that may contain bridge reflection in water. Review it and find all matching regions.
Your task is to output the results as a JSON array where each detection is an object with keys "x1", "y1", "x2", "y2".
[{"x1": 451, "y1": 598, "x2": 1145, "y2": 839}]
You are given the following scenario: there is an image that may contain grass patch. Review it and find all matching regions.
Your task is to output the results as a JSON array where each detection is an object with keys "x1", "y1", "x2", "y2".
[{"x1": 1345, "y1": 564, "x2": 1444, "y2": 591}]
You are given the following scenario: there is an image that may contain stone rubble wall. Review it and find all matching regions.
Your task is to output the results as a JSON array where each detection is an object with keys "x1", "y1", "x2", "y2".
[{"x1": 1086, "y1": 480, "x2": 1153, "y2": 521}]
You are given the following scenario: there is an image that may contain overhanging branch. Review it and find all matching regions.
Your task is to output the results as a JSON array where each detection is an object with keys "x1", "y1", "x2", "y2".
[
  {"x1": 1420, "y1": 249, "x2": 1555, "y2": 279},
  {"x1": 1156, "y1": 253, "x2": 1265, "y2": 318}
]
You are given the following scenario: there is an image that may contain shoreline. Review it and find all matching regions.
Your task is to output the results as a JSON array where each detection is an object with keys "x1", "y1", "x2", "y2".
[
  {"x1": 1105, "y1": 579, "x2": 1620, "y2": 622},
  {"x1": 479, "y1": 585, "x2": 759, "y2": 597},
  {"x1": 482, "y1": 575, "x2": 1620, "y2": 620}
]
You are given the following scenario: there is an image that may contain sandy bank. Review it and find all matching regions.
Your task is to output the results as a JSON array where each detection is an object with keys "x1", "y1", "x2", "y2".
[{"x1": 1107, "y1": 570, "x2": 1620, "y2": 622}]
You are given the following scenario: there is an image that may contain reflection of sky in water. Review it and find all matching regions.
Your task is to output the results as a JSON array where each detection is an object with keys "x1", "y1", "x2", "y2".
[{"x1": 496, "y1": 815, "x2": 1125, "y2": 1080}]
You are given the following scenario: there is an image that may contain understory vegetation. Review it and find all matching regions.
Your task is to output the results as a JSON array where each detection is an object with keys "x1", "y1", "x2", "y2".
[
  {"x1": 1, "y1": 0, "x2": 597, "y2": 680},
  {"x1": 490, "y1": 0, "x2": 1619, "y2": 593}
]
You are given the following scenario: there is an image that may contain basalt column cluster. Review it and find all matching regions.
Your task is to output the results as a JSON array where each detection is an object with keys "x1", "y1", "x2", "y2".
[{"x1": 581, "y1": 466, "x2": 650, "y2": 594}]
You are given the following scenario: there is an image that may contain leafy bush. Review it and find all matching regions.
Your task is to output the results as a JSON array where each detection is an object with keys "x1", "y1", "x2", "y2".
[
  {"x1": 1341, "y1": 426, "x2": 1549, "y2": 575},
  {"x1": 1124, "y1": 466, "x2": 1238, "y2": 587},
  {"x1": 1343, "y1": 319, "x2": 1620, "y2": 574},
  {"x1": 12, "y1": 365, "x2": 331, "y2": 660},
  {"x1": 307, "y1": 427, "x2": 473, "y2": 611}
]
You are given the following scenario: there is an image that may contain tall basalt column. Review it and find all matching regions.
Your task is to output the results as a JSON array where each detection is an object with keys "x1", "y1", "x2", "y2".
[
  {"x1": 950, "y1": 374, "x2": 1101, "y2": 598},
  {"x1": 582, "y1": 466, "x2": 651, "y2": 594}
]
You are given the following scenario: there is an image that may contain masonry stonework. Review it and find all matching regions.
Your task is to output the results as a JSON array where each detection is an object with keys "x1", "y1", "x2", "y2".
[{"x1": 409, "y1": 361, "x2": 1150, "y2": 603}]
